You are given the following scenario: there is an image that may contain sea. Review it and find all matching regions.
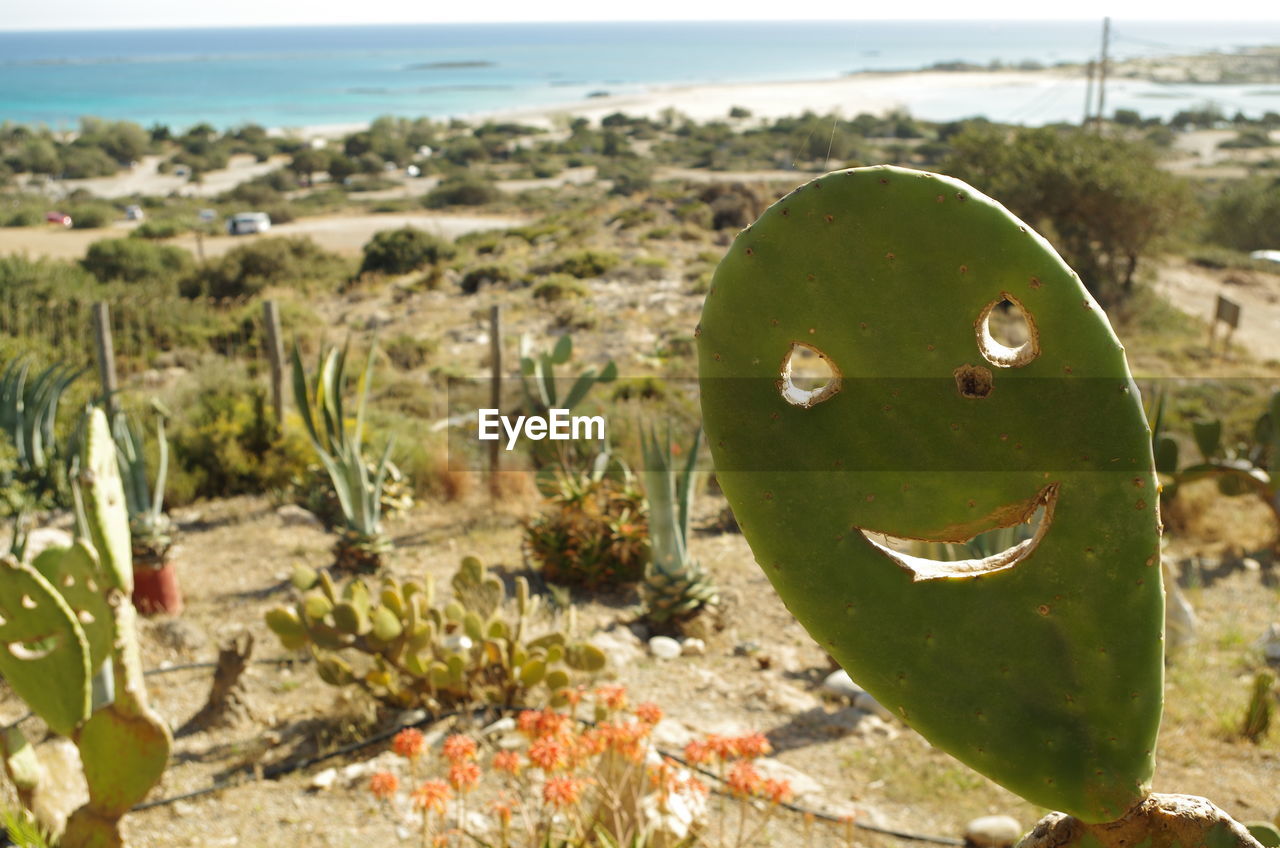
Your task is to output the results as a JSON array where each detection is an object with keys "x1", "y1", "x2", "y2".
[{"x1": 2, "y1": 20, "x2": 1280, "y2": 131}]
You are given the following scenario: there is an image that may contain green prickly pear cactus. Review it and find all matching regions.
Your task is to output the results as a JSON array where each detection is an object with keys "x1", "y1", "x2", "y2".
[
  {"x1": 698, "y1": 166, "x2": 1164, "y2": 824},
  {"x1": 0, "y1": 408, "x2": 171, "y2": 847}
]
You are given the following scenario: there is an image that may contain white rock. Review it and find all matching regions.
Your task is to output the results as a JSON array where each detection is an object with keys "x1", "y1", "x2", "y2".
[
  {"x1": 648, "y1": 636, "x2": 682, "y2": 660},
  {"x1": 276, "y1": 504, "x2": 323, "y2": 529},
  {"x1": 760, "y1": 681, "x2": 821, "y2": 714},
  {"x1": 1242, "y1": 557, "x2": 1262, "y2": 572},
  {"x1": 964, "y1": 815, "x2": 1024, "y2": 848},
  {"x1": 309, "y1": 767, "x2": 338, "y2": 790},
  {"x1": 591, "y1": 628, "x2": 644, "y2": 665},
  {"x1": 681, "y1": 638, "x2": 707, "y2": 657},
  {"x1": 821, "y1": 669, "x2": 861, "y2": 699},
  {"x1": 853, "y1": 690, "x2": 894, "y2": 721}
]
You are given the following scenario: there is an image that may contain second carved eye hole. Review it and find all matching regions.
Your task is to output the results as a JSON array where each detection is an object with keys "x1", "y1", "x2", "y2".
[
  {"x1": 977, "y1": 294, "x2": 1039, "y2": 368},
  {"x1": 778, "y1": 342, "x2": 841, "y2": 408}
]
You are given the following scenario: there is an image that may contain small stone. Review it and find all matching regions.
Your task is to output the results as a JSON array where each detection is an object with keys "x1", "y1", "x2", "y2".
[
  {"x1": 649, "y1": 636, "x2": 682, "y2": 660},
  {"x1": 681, "y1": 638, "x2": 707, "y2": 657},
  {"x1": 964, "y1": 815, "x2": 1023, "y2": 848},
  {"x1": 734, "y1": 641, "x2": 761, "y2": 656},
  {"x1": 760, "y1": 681, "x2": 821, "y2": 714},
  {"x1": 627, "y1": 621, "x2": 651, "y2": 641},
  {"x1": 172, "y1": 800, "x2": 197, "y2": 817},
  {"x1": 853, "y1": 690, "x2": 894, "y2": 721},
  {"x1": 821, "y1": 669, "x2": 861, "y2": 699},
  {"x1": 309, "y1": 767, "x2": 338, "y2": 790},
  {"x1": 1242, "y1": 557, "x2": 1262, "y2": 572},
  {"x1": 277, "y1": 504, "x2": 323, "y2": 529},
  {"x1": 151, "y1": 619, "x2": 208, "y2": 653},
  {"x1": 592, "y1": 628, "x2": 644, "y2": 666}
]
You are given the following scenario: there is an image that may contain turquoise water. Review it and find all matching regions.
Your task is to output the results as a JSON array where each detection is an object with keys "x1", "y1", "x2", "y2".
[{"x1": 2, "y1": 20, "x2": 1279, "y2": 129}]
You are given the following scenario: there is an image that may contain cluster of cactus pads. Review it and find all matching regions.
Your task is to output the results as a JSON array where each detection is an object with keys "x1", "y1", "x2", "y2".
[
  {"x1": 698, "y1": 166, "x2": 1261, "y2": 847},
  {"x1": 0, "y1": 408, "x2": 171, "y2": 846},
  {"x1": 265, "y1": 556, "x2": 606, "y2": 713}
]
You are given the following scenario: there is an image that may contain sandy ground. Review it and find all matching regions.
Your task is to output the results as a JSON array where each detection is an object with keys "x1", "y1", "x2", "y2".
[
  {"x1": 1153, "y1": 257, "x2": 1280, "y2": 364},
  {"x1": 34, "y1": 154, "x2": 293, "y2": 200},
  {"x1": 0, "y1": 212, "x2": 525, "y2": 260}
]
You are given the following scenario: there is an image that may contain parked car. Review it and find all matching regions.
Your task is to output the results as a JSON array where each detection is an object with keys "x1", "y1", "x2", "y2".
[
  {"x1": 125, "y1": 205, "x2": 145, "y2": 222},
  {"x1": 197, "y1": 208, "x2": 217, "y2": 223},
  {"x1": 227, "y1": 212, "x2": 271, "y2": 235},
  {"x1": 45, "y1": 211, "x2": 72, "y2": 228}
]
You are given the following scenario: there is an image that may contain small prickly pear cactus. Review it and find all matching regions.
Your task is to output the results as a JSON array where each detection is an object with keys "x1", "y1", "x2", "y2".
[
  {"x1": 698, "y1": 166, "x2": 1164, "y2": 824},
  {"x1": 265, "y1": 556, "x2": 607, "y2": 713},
  {"x1": 0, "y1": 407, "x2": 171, "y2": 846}
]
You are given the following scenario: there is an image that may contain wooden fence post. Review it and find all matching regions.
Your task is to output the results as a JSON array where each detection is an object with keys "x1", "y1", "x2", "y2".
[
  {"x1": 489, "y1": 304, "x2": 502, "y2": 498},
  {"x1": 262, "y1": 300, "x2": 286, "y2": 427},
  {"x1": 91, "y1": 302, "x2": 118, "y2": 418}
]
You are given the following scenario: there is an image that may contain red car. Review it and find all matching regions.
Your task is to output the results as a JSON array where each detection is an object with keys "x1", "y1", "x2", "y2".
[{"x1": 45, "y1": 211, "x2": 72, "y2": 227}]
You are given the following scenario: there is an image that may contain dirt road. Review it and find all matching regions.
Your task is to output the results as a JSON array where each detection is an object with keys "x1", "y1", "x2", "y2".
[
  {"x1": 1153, "y1": 257, "x2": 1280, "y2": 363},
  {"x1": 0, "y1": 211, "x2": 525, "y2": 261}
]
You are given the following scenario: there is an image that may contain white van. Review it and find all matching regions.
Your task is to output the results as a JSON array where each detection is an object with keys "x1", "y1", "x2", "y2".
[{"x1": 227, "y1": 212, "x2": 272, "y2": 235}]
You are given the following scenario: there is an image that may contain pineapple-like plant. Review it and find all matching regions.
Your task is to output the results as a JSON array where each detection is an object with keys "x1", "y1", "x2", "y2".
[
  {"x1": 639, "y1": 425, "x2": 718, "y2": 629},
  {"x1": 522, "y1": 452, "x2": 649, "y2": 589},
  {"x1": 112, "y1": 406, "x2": 172, "y2": 566},
  {"x1": 291, "y1": 342, "x2": 393, "y2": 572}
]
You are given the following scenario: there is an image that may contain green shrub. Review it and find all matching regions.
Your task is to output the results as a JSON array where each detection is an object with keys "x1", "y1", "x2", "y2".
[
  {"x1": 82, "y1": 238, "x2": 193, "y2": 283},
  {"x1": 1206, "y1": 177, "x2": 1280, "y2": 251},
  {"x1": 459, "y1": 263, "x2": 517, "y2": 294},
  {"x1": 382, "y1": 333, "x2": 438, "y2": 370},
  {"x1": 531, "y1": 273, "x2": 588, "y2": 302},
  {"x1": 180, "y1": 236, "x2": 350, "y2": 300},
  {"x1": 167, "y1": 381, "x2": 312, "y2": 504},
  {"x1": 359, "y1": 226, "x2": 456, "y2": 275},
  {"x1": 549, "y1": 249, "x2": 621, "y2": 279},
  {"x1": 423, "y1": 174, "x2": 502, "y2": 208},
  {"x1": 130, "y1": 219, "x2": 189, "y2": 240},
  {"x1": 69, "y1": 204, "x2": 115, "y2": 229},
  {"x1": 522, "y1": 471, "x2": 649, "y2": 589}
]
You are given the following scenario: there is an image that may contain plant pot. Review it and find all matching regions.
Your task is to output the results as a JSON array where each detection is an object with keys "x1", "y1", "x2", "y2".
[{"x1": 132, "y1": 557, "x2": 183, "y2": 616}]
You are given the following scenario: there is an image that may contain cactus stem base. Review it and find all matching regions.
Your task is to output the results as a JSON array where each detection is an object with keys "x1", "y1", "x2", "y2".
[{"x1": 1017, "y1": 794, "x2": 1263, "y2": 848}]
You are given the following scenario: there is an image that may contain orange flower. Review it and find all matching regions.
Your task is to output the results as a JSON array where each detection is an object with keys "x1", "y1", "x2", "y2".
[
  {"x1": 726, "y1": 760, "x2": 763, "y2": 797},
  {"x1": 490, "y1": 796, "x2": 514, "y2": 825},
  {"x1": 369, "y1": 771, "x2": 399, "y2": 800},
  {"x1": 732, "y1": 732, "x2": 772, "y2": 760},
  {"x1": 763, "y1": 777, "x2": 793, "y2": 804},
  {"x1": 634, "y1": 702, "x2": 663, "y2": 725},
  {"x1": 492, "y1": 750, "x2": 521, "y2": 775},
  {"x1": 448, "y1": 760, "x2": 481, "y2": 793},
  {"x1": 706, "y1": 733, "x2": 737, "y2": 761},
  {"x1": 528, "y1": 734, "x2": 569, "y2": 772},
  {"x1": 518, "y1": 708, "x2": 572, "y2": 740},
  {"x1": 411, "y1": 779, "x2": 451, "y2": 814},
  {"x1": 683, "y1": 739, "x2": 714, "y2": 765},
  {"x1": 601, "y1": 721, "x2": 646, "y2": 762},
  {"x1": 442, "y1": 734, "x2": 478, "y2": 763},
  {"x1": 542, "y1": 775, "x2": 585, "y2": 809},
  {"x1": 594, "y1": 684, "x2": 628, "y2": 712},
  {"x1": 564, "y1": 686, "x2": 587, "y2": 708},
  {"x1": 392, "y1": 728, "x2": 426, "y2": 760}
]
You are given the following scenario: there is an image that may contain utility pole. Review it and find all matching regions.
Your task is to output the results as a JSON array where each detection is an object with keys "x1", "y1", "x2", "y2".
[
  {"x1": 1094, "y1": 17, "x2": 1111, "y2": 131},
  {"x1": 1083, "y1": 59, "x2": 1097, "y2": 126}
]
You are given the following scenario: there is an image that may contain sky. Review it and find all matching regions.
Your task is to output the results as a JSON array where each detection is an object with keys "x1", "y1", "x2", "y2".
[{"x1": 4, "y1": 0, "x2": 1280, "y2": 30}]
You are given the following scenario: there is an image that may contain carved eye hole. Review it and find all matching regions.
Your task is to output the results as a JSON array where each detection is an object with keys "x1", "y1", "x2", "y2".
[
  {"x1": 778, "y1": 343, "x2": 841, "y2": 408},
  {"x1": 977, "y1": 294, "x2": 1039, "y2": 368}
]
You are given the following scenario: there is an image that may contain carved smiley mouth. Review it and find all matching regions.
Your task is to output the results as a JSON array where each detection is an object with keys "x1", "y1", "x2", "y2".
[{"x1": 856, "y1": 484, "x2": 1059, "y2": 582}]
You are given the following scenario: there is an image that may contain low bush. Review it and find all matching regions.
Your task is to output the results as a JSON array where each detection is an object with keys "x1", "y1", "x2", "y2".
[
  {"x1": 423, "y1": 173, "x2": 502, "y2": 208},
  {"x1": 548, "y1": 249, "x2": 621, "y2": 279},
  {"x1": 130, "y1": 219, "x2": 189, "y2": 239},
  {"x1": 531, "y1": 273, "x2": 588, "y2": 302},
  {"x1": 69, "y1": 204, "x2": 115, "y2": 229},
  {"x1": 82, "y1": 237, "x2": 193, "y2": 283},
  {"x1": 359, "y1": 226, "x2": 456, "y2": 275},
  {"x1": 459, "y1": 263, "x2": 518, "y2": 294},
  {"x1": 180, "y1": 236, "x2": 350, "y2": 300}
]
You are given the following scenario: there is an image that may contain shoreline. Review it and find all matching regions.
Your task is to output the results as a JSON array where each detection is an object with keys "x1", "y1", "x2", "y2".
[{"x1": 285, "y1": 67, "x2": 1077, "y2": 138}]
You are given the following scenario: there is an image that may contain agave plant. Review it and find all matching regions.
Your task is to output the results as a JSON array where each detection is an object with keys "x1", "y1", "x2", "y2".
[
  {"x1": 112, "y1": 407, "x2": 172, "y2": 565},
  {"x1": 0, "y1": 359, "x2": 81, "y2": 506},
  {"x1": 291, "y1": 342, "x2": 393, "y2": 572},
  {"x1": 639, "y1": 425, "x2": 717, "y2": 629}
]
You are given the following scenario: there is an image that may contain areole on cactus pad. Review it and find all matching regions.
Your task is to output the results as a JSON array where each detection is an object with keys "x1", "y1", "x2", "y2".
[{"x1": 697, "y1": 165, "x2": 1164, "y2": 824}]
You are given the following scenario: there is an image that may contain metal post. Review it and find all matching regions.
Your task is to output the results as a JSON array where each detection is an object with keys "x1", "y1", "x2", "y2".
[
  {"x1": 262, "y1": 300, "x2": 286, "y2": 427},
  {"x1": 488, "y1": 304, "x2": 502, "y2": 498},
  {"x1": 91, "y1": 302, "x2": 118, "y2": 418}
]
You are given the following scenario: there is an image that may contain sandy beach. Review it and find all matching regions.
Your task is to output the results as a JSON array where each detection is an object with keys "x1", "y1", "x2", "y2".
[{"x1": 292, "y1": 68, "x2": 1072, "y2": 138}]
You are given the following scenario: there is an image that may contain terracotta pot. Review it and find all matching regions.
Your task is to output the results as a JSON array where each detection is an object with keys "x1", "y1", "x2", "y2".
[{"x1": 132, "y1": 558, "x2": 183, "y2": 616}]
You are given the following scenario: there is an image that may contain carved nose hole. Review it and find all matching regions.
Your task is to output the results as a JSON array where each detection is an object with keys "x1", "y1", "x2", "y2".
[
  {"x1": 778, "y1": 342, "x2": 842, "y2": 408},
  {"x1": 977, "y1": 294, "x2": 1039, "y2": 368}
]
